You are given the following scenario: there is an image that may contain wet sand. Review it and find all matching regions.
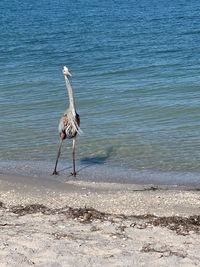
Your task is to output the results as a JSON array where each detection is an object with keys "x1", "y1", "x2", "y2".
[{"x1": 0, "y1": 173, "x2": 200, "y2": 266}]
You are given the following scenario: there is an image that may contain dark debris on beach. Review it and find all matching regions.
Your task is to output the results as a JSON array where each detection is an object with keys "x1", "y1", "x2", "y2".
[
  {"x1": 0, "y1": 203, "x2": 200, "y2": 234},
  {"x1": 7, "y1": 204, "x2": 109, "y2": 223},
  {"x1": 151, "y1": 215, "x2": 200, "y2": 235}
]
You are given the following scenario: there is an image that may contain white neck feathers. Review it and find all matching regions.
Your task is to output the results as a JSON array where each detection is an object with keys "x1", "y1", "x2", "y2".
[{"x1": 64, "y1": 76, "x2": 76, "y2": 116}]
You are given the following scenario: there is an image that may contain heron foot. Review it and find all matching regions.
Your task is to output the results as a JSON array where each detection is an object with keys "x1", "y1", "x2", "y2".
[
  {"x1": 71, "y1": 172, "x2": 77, "y2": 177},
  {"x1": 52, "y1": 170, "x2": 59, "y2": 175}
]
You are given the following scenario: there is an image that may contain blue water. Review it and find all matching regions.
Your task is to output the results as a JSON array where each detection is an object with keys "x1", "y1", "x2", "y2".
[{"x1": 1, "y1": 0, "x2": 200, "y2": 184}]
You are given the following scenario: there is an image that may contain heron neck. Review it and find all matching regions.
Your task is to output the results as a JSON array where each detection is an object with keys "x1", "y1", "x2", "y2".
[{"x1": 65, "y1": 76, "x2": 76, "y2": 115}]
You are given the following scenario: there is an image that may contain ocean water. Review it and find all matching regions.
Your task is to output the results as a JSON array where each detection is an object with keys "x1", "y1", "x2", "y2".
[{"x1": 1, "y1": 0, "x2": 200, "y2": 185}]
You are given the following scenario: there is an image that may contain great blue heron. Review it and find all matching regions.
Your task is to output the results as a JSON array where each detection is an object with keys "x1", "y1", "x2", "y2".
[{"x1": 52, "y1": 66, "x2": 81, "y2": 176}]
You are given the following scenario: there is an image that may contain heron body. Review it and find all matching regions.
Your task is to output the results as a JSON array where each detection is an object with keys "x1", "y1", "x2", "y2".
[
  {"x1": 59, "y1": 111, "x2": 80, "y2": 140},
  {"x1": 52, "y1": 66, "x2": 81, "y2": 176}
]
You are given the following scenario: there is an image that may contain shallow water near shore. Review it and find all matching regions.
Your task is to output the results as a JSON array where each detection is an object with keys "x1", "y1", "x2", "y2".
[
  {"x1": 0, "y1": 160, "x2": 200, "y2": 187},
  {"x1": 1, "y1": 0, "x2": 200, "y2": 184}
]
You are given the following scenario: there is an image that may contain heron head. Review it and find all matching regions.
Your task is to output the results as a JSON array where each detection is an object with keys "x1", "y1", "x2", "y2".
[{"x1": 63, "y1": 66, "x2": 72, "y2": 77}]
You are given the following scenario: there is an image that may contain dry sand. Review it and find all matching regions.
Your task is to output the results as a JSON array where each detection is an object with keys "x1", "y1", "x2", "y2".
[{"x1": 0, "y1": 173, "x2": 200, "y2": 266}]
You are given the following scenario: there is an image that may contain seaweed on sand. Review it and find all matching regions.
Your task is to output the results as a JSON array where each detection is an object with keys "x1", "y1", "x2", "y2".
[{"x1": 1, "y1": 203, "x2": 200, "y2": 234}]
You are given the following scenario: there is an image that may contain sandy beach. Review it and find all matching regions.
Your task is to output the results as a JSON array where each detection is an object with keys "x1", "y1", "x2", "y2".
[{"x1": 0, "y1": 173, "x2": 200, "y2": 266}]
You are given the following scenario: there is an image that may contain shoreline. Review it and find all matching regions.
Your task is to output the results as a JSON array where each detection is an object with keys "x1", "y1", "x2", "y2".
[
  {"x1": 0, "y1": 173, "x2": 200, "y2": 216},
  {"x1": 1, "y1": 160, "x2": 200, "y2": 188},
  {"x1": 0, "y1": 173, "x2": 200, "y2": 266}
]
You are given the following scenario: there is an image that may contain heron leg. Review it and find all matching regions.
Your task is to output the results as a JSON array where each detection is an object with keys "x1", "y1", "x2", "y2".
[
  {"x1": 71, "y1": 138, "x2": 76, "y2": 177},
  {"x1": 52, "y1": 139, "x2": 63, "y2": 175}
]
